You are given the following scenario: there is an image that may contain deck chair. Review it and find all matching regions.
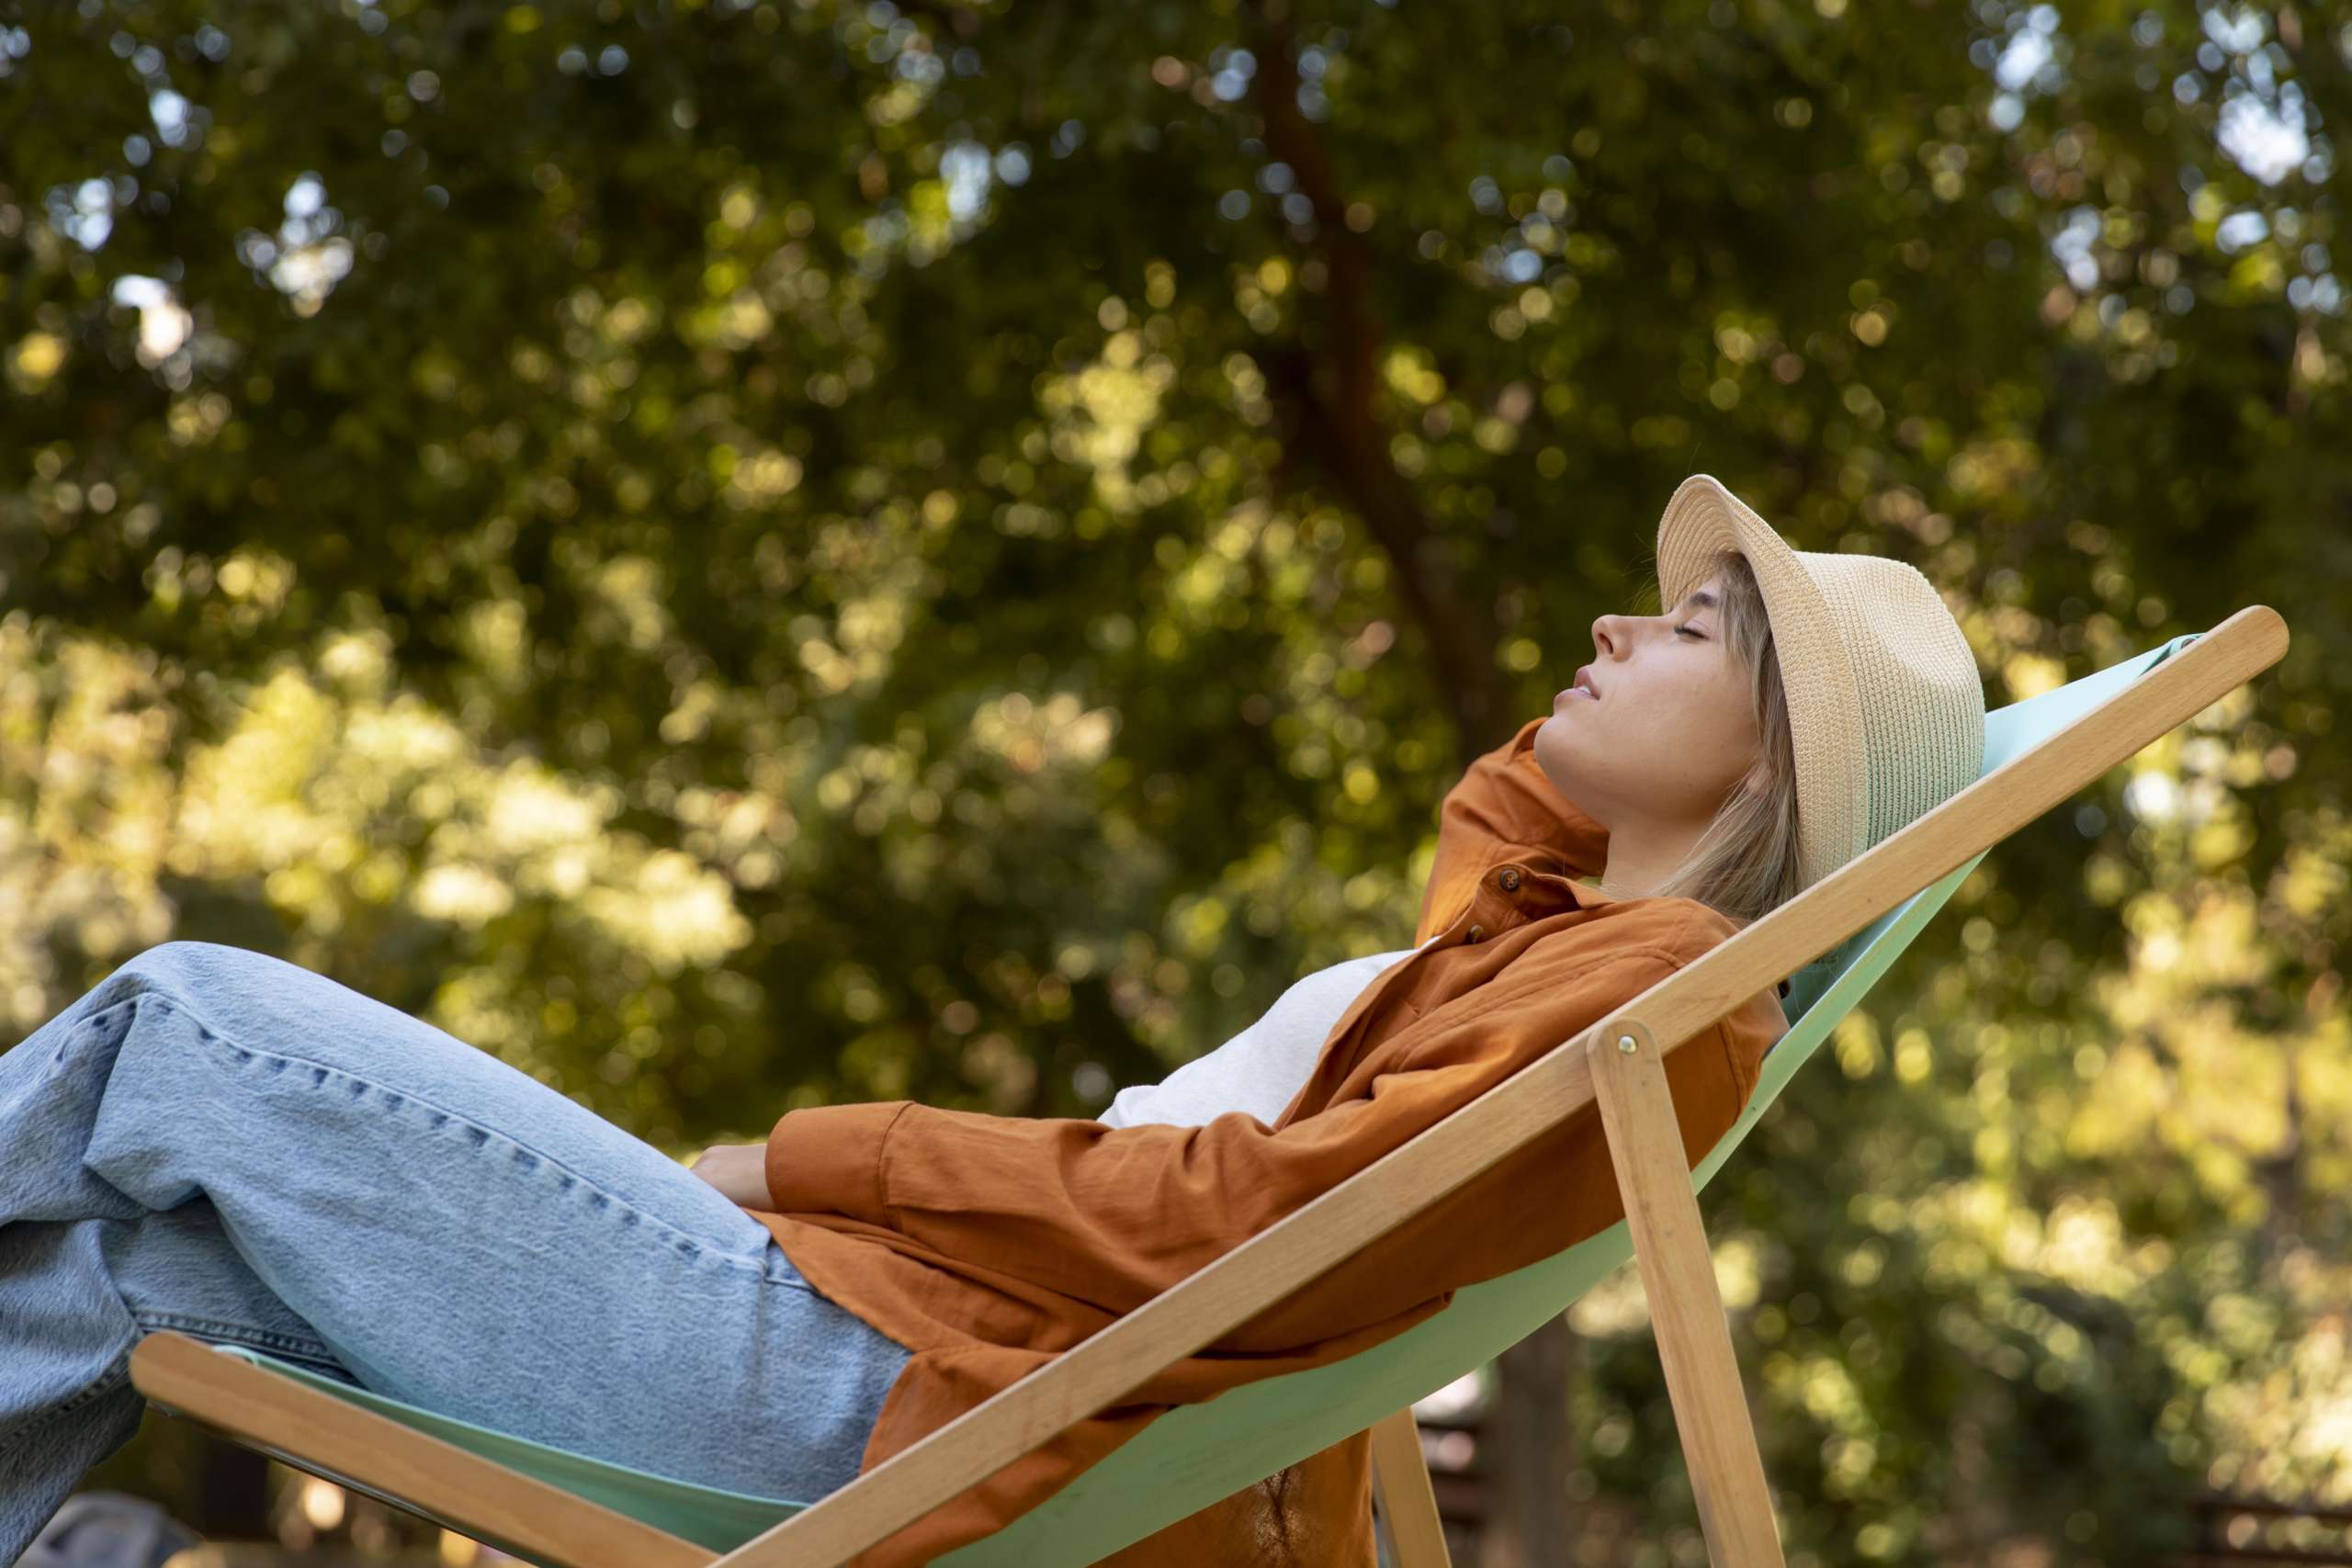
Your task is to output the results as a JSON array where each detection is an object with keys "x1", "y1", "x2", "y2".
[{"x1": 128, "y1": 605, "x2": 2288, "y2": 1568}]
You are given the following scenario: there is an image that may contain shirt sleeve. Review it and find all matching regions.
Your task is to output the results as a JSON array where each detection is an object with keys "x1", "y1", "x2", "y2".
[
  {"x1": 764, "y1": 940, "x2": 1711, "y2": 1326},
  {"x1": 1417, "y1": 714, "x2": 1611, "y2": 943}
]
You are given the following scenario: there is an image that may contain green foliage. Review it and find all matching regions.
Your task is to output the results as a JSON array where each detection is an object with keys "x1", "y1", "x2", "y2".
[{"x1": 6, "y1": 0, "x2": 2349, "y2": 1559}]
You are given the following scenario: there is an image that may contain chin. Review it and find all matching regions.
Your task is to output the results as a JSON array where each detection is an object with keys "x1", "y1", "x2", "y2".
[
  {"x1": 1535, "y1": 703, "x2": 1585, "y2": 739},
  {"x1": 1531, "y1": 714, "x2": 1572, "y2": 785}
]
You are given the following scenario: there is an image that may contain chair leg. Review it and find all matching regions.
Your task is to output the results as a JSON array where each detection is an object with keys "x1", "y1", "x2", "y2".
[
  {"x1": 1588, "y1": 1023, "x2": 1787, "y2": 1568},
  {"x1": 1368, "y1": 1406, "x2": 1453, "y2": 1568}
]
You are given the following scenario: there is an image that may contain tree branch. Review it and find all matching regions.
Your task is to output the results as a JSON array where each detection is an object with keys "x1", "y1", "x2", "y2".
[{"x1": 1242, "y1": 6, "x2": 1516, "y2": 759}]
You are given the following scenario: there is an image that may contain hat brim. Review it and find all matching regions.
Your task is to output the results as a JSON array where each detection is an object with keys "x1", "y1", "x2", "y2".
[{"x1": 1654, "y1": 474, "x2": 1869, "y2": 891}]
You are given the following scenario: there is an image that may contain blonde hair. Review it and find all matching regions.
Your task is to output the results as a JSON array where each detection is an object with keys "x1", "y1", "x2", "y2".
[{"x1": 1645, "y1": 549, "x2": 1805, "y2": 928}]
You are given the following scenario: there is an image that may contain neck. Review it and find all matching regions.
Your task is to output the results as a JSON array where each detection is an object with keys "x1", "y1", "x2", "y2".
[{"x1": 1597, "y1": 818, "x2": 1713, "y2": 901}]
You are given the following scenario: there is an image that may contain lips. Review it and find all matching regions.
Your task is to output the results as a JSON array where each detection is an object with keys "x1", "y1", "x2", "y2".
[{"x1": 1572, "y1": 665, "x2": 1600, "y2": 699}]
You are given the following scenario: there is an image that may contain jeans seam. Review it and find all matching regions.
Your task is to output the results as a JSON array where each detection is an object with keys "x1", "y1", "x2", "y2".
[
  {"x1": 129, "y1": 1310, "x2": 346, "y2": 1369},
  {"x1": 67, "y1": 995, "x2": 146, "y2": 1050},
  {"x1": 0, "y1": 1355, "x2": 132, "y2": 1464},
  {"x1": 131, "y1": 990, "x2": 824, "y2": 1298}
]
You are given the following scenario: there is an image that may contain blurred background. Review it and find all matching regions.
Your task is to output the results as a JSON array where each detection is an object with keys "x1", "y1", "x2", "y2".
[{"x1": 3, "y1": 0, "x2": 2349, "y2": 1562}]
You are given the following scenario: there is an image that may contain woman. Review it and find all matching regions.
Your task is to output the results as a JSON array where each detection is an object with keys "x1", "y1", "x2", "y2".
[{"x1": 1, "y1": 476, "x2": 1984, "y2": 1565}]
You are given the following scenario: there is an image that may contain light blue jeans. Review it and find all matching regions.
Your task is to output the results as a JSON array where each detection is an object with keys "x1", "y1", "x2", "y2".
[{"x1": 0, "y1": 941, "x2": 912, "y2": 1558}]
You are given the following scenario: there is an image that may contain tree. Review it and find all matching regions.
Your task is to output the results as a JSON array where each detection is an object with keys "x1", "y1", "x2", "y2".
[{"x1": 6, "y1": 0, "x2": 2346, "y2": 1560}]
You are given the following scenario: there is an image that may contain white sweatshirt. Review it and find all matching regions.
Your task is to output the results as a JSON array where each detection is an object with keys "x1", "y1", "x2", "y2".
[{"x1": 1099, "y1": 943, "x2": 1426, "y2": 1131}]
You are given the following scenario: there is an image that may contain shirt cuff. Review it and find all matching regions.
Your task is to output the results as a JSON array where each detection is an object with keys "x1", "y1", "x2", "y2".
[{"x1": 764, "y1": 1100, "x2": 910, "y2": 1221}]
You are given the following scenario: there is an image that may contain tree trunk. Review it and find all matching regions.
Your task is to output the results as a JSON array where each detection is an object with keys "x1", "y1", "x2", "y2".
[
  {"x1": 1482, "y1": 1314, "x2": 1576, "y2": 1567},
  {"x1": 185, "y1": 1436, "x2": 275, "y2": 1540},
  {"x1": 1243, "y1": 6, "x2": 1518, "y2": 761}
]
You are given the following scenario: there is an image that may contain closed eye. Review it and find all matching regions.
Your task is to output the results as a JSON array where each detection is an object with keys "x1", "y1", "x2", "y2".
[{"x1": 1676, "y1": 625, "x2": 1703, "y2": 639}]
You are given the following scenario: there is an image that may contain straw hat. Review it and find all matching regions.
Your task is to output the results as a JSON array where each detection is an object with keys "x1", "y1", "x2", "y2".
[{"x1": 1654, "y1": 474, "x2": 1986, "y2": 894}]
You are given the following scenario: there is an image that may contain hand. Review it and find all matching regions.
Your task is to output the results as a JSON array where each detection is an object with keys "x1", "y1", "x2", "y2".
[{"x1": 687, "y1": 1142, "x2": 773, "y2": 1209}]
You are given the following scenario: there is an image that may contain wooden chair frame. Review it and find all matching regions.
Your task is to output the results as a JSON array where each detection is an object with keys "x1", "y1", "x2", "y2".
[{"x1": 129, "y1": 605, "x2": 2289, "y2": 1568}]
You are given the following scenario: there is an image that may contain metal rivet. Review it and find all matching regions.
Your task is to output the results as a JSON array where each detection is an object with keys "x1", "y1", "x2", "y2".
[{"x1": 1616, "y1": 1034, "x2": 1637, "y2": 1054}]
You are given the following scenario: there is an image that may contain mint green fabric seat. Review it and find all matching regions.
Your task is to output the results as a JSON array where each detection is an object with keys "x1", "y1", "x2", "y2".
[{"x1": 205, "y1": 633, "x2": 2201, "y2": 1565}]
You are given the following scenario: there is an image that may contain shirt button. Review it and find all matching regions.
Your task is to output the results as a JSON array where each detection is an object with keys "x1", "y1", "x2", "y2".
[
  {"x1": 1465, "y1": 924, "x2": 1487, "y2": 942},
  {"x1": 1498, "y1": 867, "x2": 1522, "y2": 892}
]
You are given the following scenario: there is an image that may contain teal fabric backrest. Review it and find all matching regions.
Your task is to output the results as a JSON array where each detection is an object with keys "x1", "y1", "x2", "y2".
[{"x1": 208, "y1": 634, "x2": 2199, "y2": 1567}]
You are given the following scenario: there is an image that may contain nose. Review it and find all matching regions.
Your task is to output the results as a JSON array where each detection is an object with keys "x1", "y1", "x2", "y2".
[{"x1": 1590, "y1": 612, "x2": 1628, "y2": 661}]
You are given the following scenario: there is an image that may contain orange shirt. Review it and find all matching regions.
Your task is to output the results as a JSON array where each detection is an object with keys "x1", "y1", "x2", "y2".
[{"x1": 753, "y1": 716, "x2": 1788, "y2": 1565}]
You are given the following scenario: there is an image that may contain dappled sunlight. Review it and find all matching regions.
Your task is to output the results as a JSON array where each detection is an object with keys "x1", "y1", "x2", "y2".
[
  {"x1": 5, "y1": 0, "x2": 2349, "y2": 1553},
  {"x1": 1040, "y1": 325, "x2": 1181, "y2": 513},
  {"x1": 0, "y1": 623, "x2": 182, "y2": 1027}
]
